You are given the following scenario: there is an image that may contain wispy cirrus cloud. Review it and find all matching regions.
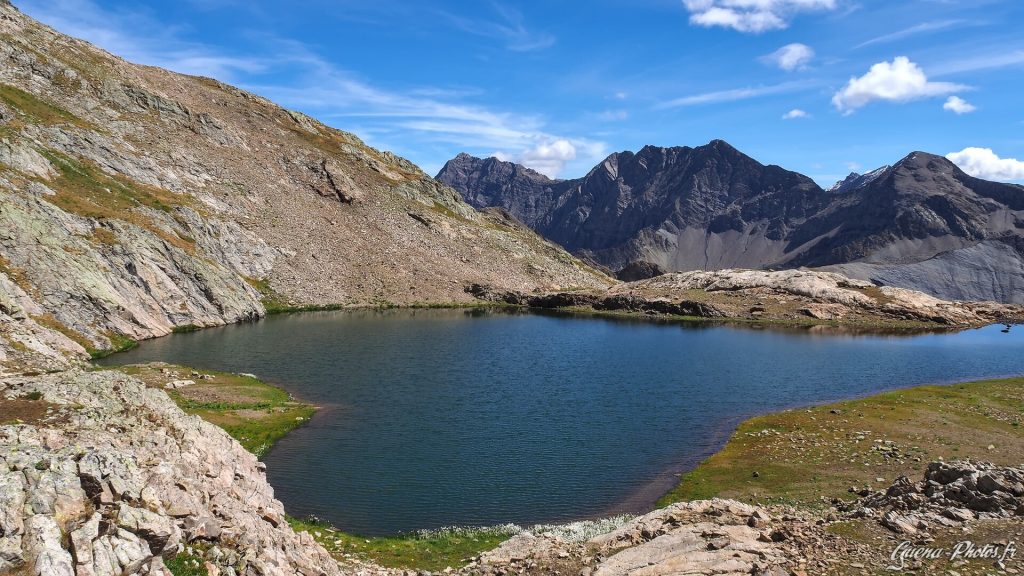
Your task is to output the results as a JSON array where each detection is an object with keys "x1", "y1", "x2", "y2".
[
  {"x1": 657, "y1": 80, "x2": 815, "y2": 108},
  {"x1": 17, "y1": 0, "x2": 269, "y2": 79},
  {"x1": 17, "y1": 0, "x2": 598, "y2": 178},
  {"x1": 439, "y1": 3, "x2": 555, "y2": 52},
  {"x1": 929, "y1": 49, "x2": 1024, "y2": 76},
  {"x1": 854, "y1": 20, "x2": 972, "y2": 49}
]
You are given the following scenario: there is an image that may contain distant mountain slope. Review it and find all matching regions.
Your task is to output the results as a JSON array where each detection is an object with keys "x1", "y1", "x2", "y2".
[
  {"x1": 0, "y1": 2, "x2": 609, "y2": 369},
  {"x1": 438, "y1": 146, "x2": 1024, "y2": 303}
]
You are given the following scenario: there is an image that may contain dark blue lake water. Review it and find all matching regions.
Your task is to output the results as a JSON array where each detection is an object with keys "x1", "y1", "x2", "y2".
[{"x1": 99, "y1": 309, "x2": 1024, "y2": 535}]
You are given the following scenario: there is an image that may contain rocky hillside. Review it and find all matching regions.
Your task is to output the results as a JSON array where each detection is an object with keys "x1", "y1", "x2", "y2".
[
  {"x1": 0, "y1": 1, "x2": 609, "y2": 370},
  {"x1": 437, "y1": 146, "x2": 1024, "y2": 304}
]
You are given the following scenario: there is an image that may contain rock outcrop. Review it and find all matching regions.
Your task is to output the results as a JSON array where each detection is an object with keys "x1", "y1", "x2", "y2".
[
  {"x1": 438, "y1": 147, "x2": 1024, "y2": 304},
  {"x1": 0, "y1": 369, "x2": 340, "y2": 576},
  {"x1": 615, "y1": 261, "x2": 665, "y2": 282},
  {"x1": 849, "y1": 460, "x2": 1024, "y2": 535},
  {"x1": 471, "y1": 268, "x2": 1024, "y2": 328},
  {"x1": 465, "y1": 499, "x2": 862, "y2": 576}
]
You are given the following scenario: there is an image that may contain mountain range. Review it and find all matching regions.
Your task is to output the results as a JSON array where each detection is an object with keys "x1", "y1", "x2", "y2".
[{"x1": 437, "y1": 143, "x2": 1024, "y2": 303}]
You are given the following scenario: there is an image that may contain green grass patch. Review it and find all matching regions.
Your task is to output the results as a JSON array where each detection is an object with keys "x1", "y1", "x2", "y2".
[
  {"x1": 87, "y1": 332, "x2": 138, "y2": 360},
  {"x1": 288, "y1": 517, "x2": 512, "y2": 572},
  {"x1": 165, "y1": 543, "x2": 210, "y2": 576},
  {"x1": 172, "y1": 324, "x2": 201, "y2": 333},
  {"x1": 165, "y1": 556, "x2": 208, "y2": 576},
  {"x1": 658, "y1": 377, "x2": 1024, "y2": 509},
  {"x1": 112, "y1": 364, "x2": 315, "y2": 457},
  {"x1": 242, "y1": 275, "x2": 322, "y2": 315}
]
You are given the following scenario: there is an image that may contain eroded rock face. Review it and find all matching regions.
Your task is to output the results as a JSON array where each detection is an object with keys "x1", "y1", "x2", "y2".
[{"x1": 0, "y1": 370, "x2": 340, "y2": 576}]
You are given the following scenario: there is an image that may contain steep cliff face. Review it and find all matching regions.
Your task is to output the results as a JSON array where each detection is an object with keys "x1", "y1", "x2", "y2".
[
  {"x1": 0, "y1": 2, "x2": 609, "y2": 365},
  {"x1": 438, "y1": 147, "x2": 1024, "y2": 303}
]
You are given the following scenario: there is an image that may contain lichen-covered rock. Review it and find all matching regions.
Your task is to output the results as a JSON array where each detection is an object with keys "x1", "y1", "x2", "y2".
[{"x1": 0, "y1": 370, "x2": 341, "y2": 576}]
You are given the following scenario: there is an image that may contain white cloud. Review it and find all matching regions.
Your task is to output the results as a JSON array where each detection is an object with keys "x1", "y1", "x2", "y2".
[
  {"x1": 761, "y1": 43, "x2": 814, "y2": 71},
  {"x1": 946, "y1": 148, "x2": 1024, "y2": 182},
  {"x1": 943, "y1": 96, "x2": 976, "y2": 114},
  {"x1": 496, "y1": 139, "x2": 579, "y2": 178},
  {"x1": 782, "y1": 108, "x2": 808, "y2": 119},
  {"x1": 831, "y1": 56, "x2": 967, "y2": 113},
  {"x1": 682, "y1": 0, "x2": 837, "y2": 33},
  {"x1": 659, "y1": 80, "x2": 814, "y2": 108}
]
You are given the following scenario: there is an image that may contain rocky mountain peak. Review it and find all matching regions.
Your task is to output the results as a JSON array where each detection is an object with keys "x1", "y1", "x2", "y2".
[
  {"x1": 892, "y1": 151, "x2": 960, "y2": 174},
  {"x1": 828, "y1": 172, "x2": 862, "y2": 192},
  {"x1": 828, "y1": 165, "x2": 890, "y2": 193},
  {"x1": 439, "y1": 142, "x2": 1024, "y2": 304}
]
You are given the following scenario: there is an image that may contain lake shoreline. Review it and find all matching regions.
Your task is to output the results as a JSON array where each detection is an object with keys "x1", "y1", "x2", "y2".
[
  {"x1": 88, "y1": 284, "x2": 1019, "y2": 360},
  {"x1": 90, "y1": 314, "x2": 1024, "y2": 572},
  {"x1": 94, "y1": 311, "x2": 1023, "y2": 533}
]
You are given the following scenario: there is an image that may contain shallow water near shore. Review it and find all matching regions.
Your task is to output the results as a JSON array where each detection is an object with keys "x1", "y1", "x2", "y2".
[{"x1": 100, "y1": 309, "x2": 1024, "y2": 535}]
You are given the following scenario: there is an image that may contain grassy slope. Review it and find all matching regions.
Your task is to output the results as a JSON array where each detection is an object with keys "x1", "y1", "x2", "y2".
[{"x1": 659, "y1": 377, "x2": 1024, "y2": 508}]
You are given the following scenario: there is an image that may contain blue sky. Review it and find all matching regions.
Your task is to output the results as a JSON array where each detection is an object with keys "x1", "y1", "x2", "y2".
[{"x1": 16, "y1": 0, "x2": 1024, "y2": 185}]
